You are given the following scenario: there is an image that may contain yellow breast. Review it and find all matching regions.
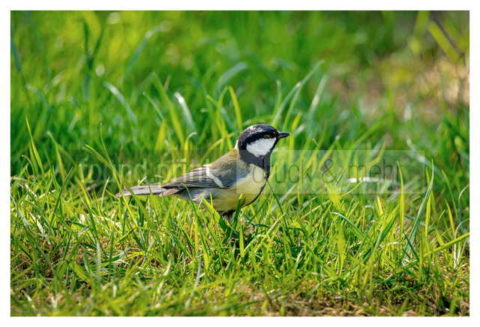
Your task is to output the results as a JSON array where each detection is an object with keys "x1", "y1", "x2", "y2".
[{"x1": 212, "y1": 165, "x2": 267, "y2": 212}]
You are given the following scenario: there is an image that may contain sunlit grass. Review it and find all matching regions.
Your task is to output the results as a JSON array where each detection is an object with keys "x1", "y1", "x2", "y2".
[{"x1": 10, "y1": 11, "x2": 469, "y2": 316}]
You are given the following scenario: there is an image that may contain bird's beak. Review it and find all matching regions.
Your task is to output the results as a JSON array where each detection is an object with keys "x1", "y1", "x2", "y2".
[{"x1": 278, "y1": 132, "x2": 290, "y2": 139}]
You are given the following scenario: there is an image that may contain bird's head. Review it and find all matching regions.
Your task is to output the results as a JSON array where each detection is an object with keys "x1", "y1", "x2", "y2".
[{"x1": 236, "y1": 124, "x2": 289, "y2": 159}]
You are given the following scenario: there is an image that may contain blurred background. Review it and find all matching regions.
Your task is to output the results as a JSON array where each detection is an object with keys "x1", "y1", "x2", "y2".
[
  {"x1": 11, "y1": 11, "x2": 469, "y2": 171},
  {"x1": 12, "y1": 11, "x2": 469, "y2": 216}
]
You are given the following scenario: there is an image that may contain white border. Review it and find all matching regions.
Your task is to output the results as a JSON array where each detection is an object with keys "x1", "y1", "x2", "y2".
[
  {"x1": 0, "y1": 2, "x2": 10, "y2": 322},
  {"x1": 0, "y1": 0, "x2": 476, "y2": 10},
  {"x1": 1, "y1": 0, "x2": 477, "y2": 325},
  {"x1": 469, "y1": 3, "x2": 478, "y2": 322}
]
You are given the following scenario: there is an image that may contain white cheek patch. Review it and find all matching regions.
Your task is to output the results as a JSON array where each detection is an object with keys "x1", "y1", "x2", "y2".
[{"x1": 246, "y1": 138, "x2": 276, "y2": 157}]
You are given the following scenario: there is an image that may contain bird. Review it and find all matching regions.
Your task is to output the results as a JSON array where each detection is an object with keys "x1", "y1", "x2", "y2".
[{"x1": 116, "y1": 124, "x2": 290, "y2": 219}]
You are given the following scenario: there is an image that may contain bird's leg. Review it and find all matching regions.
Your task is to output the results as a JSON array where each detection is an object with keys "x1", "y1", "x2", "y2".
[
  {"x1": 222, "y1": 210, "x2": 235, "y2": 221},
  {"x1": 219, "y1": 211, "x2": 267, "y2": 247},
  {"x1": 219, "y1": 210, "x2": 239, "y2": 240},
  {"x1": 219, "y1": 211, "x2": 255, "y2": 252}
]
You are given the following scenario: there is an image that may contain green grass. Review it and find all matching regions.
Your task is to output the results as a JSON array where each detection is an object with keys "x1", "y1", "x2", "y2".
[{"x1": 10, "y1": 11, "x2": 469, "y2": 316}]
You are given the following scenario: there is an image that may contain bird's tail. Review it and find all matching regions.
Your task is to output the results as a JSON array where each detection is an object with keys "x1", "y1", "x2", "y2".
[{"x1": 115, "y1": 185, "x2": 179, "y2": 197}]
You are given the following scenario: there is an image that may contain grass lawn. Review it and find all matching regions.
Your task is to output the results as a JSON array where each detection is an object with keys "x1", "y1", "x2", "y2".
[{"x1": 10, "y1": 11, "x2": 469, "y2": 316}]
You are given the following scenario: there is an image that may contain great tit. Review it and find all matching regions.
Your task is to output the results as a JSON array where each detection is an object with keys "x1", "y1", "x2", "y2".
[{"x1": 116, "y1": 124, "x2": 290, "y2": 219}]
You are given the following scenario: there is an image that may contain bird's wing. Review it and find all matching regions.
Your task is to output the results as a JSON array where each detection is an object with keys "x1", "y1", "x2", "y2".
[
  {"x1": 164, "y1": 148, "x2": 248, "y2": 190},
  {"x1": 163, "y1": 166, "x2": 225, "y2": 189},
  {"x1": 116, "y1": 148, "x2": 248, "y2": 197}
]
